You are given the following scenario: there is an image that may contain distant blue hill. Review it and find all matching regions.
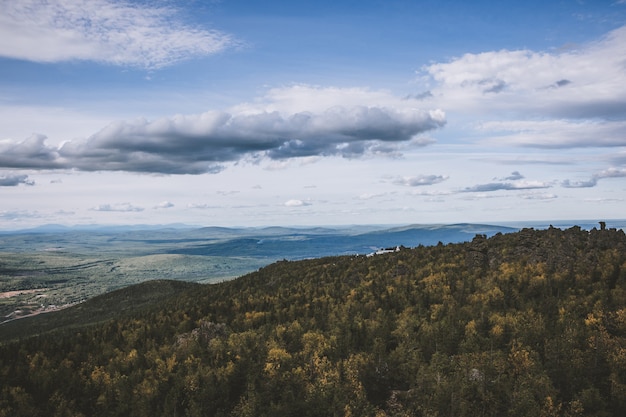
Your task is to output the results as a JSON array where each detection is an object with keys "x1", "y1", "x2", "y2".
[
  {"x1": 164, "y1": 223, "x2": 518, "y2": 259},
  {"x1": 2, "y1": 220, "x2": 624, "y2": 262}
]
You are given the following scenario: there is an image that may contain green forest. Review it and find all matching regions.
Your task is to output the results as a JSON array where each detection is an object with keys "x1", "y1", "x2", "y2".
[{"x1": 1, "y1": 226, "x2": 626, "y2": 416}]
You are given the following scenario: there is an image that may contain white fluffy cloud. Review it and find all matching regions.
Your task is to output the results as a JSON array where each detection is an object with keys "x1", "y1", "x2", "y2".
[
  {"x1": 424, "y1": 26, "x2": 626, "y2": 117},
  {"x1": 284, "y1": 199, "x2": 311, "y2": 207},
  {"x1": 393, "y1": 175, "x2": 448, "y2": 187},
  {"x1": 0, "y1": 0, "x2": 236, "y2": 69},
  {"x1": 519, "y1": 192, "x2": 558, "y2": 200},
  {"x1": 91, "y1": 203, "x2": 144, "y2": 212},
  {"x1": 154, "y1": 201, "x2": 175, "y2": 209},
  {"x1": 419, "y1": 25, "x2": 626, "y2": 149}
]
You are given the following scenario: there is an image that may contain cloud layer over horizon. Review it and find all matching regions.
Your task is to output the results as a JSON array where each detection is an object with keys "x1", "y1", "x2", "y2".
[{"x1": 0, "y1": 87, "x2": 446, "y2": 174}]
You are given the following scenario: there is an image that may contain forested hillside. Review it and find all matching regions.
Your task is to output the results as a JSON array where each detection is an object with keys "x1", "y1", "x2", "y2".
[{"x1": 1, "y1": 226, "x2": 626, "y2": 416}]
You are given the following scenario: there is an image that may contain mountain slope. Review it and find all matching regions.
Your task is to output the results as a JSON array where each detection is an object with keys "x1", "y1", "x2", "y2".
[
  {"x1": 1, "y1": 226, "x2": 625, "y2": 416},
  {"x1": 0, "y1": 280, "x2": 199, "y2": 342}
]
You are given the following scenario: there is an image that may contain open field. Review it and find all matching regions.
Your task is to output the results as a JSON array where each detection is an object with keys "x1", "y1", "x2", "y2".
[
  {"x1": 0, "y1": 250, "x2": 266, "y2": 321},
  {"x1": 0, "y1": 226, "x2": 288, "y2": 321}
]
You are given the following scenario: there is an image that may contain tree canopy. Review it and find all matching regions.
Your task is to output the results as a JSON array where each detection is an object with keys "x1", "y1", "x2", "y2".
[{"x1": 1, "y1": 226, "x2": 625, "y2": 416}]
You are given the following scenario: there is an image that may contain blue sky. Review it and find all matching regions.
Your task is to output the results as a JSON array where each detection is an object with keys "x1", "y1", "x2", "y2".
[{"x1": 1, "y1": 0, "x2": 625, "y2": 229}]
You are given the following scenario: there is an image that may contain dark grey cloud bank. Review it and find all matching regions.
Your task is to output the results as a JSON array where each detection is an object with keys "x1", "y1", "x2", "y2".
[{"x1": 0, "y1": 106, "x2": 445, "y2": 175}]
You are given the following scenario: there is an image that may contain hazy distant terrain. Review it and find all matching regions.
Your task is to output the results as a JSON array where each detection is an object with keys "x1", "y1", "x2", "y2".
[
  {"x1": 0, "y1": 223, "x2": 522, "y2": 321},
  {"x1": 1, "y1": 220, "x2": 623, "y2": 322}
]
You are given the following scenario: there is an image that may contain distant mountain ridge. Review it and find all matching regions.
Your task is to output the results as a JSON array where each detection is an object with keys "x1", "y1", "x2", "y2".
[
  {"x1": 0, "y1": 222, "x2": 518, "y2": 255},
  {"x1": 160, "y1": 223, "x2": 520, "y2": 259},
  {"x1": 3, "y1": 220, "x2": 625, "y2": 260}
]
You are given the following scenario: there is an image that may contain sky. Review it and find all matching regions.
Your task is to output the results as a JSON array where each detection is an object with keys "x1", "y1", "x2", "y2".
[{"x1": 1, "y1": 0, "x2": 625, "y2": 229}]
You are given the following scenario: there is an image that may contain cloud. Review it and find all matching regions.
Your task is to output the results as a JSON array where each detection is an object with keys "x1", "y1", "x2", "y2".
[
  {"x1": 519, "y1": 192, "x2": 558, "y2": 200},
  {"x1": 0, "y1": 87, "x2": 446, "y2": 174},
  {"x1": 0, "y1": 0, "x2": 237, "y2": 69},
  {"x1": 562, "y1": 167, "x2": 626, "y2": 188},
  {"x1": 0, "y1": 134, "x2": 61, "y2": 169},
  {"x1": 154, "y1": 201, "x2": 174, "y2": 209},
  {"x1": 0, "y1": 173, "x2": 34, "y2": 186},
  {"x1": 91, "y1": 203, "x2": 144, "y2": 212},
  {"x1": 553, "y1": 79, "x2": 572, "y2": 88},
  {"x1": 561, "y1": 178, "x2": 598, "y2": 188},
  {"x1": 598, "y1": 167, "x2": 626, "y2": 179},
  {"x1": 479, "y1": 78, "x2": 507, "y2": 94},
  {"x1": 284, "y1": 199, "x2": 311, "y2": 207},
  {"x1": 477, "y1": 120, "x2": 626, "y2": 148},
  {"x1": 405, "y1": 91, "x2": 433, "y2": 100},
  {"x1": 187, "y1": 203, "x2": 217, "y2": 209},
  {"x1": 421, "y1": 25, "x2": 626, "y2": 148},
  {"x1": 357, "y1": 192, "x2": 387, "y2": 200},
  {"x1": 462, "y1": 180, "x2": 551, "y2": 193},
  {"x1": 409, "y1": 189, "x2": 453, "y2": 197},
  {"x1": 393, "y1": 174, "x2": 448, "y2": 187},
  {"x1": 424, "y1": 26, "x2": 626, "y2": 118},
  {"x1": 499, "y1": 171, "x2": 524, "y2": 181}
]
